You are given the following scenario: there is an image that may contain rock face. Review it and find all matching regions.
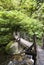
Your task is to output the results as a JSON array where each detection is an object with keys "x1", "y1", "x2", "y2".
[
  {"x1": 9, "y1": 42, "x2": 19, "y2": 54},
  {"x1": 5, "y1": 41, "x2": 23, "y2": 55}
]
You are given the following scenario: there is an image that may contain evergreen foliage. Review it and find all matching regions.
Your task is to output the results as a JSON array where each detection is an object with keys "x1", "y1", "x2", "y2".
[{"x1": 0, "y1": 0, "x2": 44, "y2": 50}]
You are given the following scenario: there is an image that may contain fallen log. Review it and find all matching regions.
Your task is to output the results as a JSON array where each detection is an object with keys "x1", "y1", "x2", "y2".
[{"x1": 13, "y1": 32, "x2": 33, "y2": 48}]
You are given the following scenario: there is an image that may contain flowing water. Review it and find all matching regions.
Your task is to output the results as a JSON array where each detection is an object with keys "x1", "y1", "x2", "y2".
[{"x1": 0, "y1": 51, "x2": 34, "y2": 65}]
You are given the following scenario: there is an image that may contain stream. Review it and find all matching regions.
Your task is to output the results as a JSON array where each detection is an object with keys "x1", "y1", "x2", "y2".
[{"x1": 0, "y1": 51, "x2": 34, "y2": 65}]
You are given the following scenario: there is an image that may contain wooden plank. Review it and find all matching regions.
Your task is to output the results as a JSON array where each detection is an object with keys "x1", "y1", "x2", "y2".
[
  {"x1": 20, "y1": 38, "x2": 33, "y2": 47},
  {"x1": 13, "y1": 32, "x2": 33, "y2": 48}
]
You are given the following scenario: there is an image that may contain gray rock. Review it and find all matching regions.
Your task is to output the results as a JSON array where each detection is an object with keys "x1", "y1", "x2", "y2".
[{"x1": 8, "y1": 61, "x2": 13, "y2": 65}]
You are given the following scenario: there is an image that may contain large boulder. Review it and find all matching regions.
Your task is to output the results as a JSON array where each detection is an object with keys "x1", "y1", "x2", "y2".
[{"x1": 5, "y1": 41, "x2": 23, "y2": 55}]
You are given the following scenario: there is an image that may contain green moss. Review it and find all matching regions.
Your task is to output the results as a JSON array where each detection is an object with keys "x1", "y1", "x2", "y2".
[{"x1": 5, "y1": 41, "x2": 14, "y2": 52}]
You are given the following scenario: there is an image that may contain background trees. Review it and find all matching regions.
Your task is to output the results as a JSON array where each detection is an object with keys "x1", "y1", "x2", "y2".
[{"x1": 0, "y1": 0, "x2": 44, "y2": 51}]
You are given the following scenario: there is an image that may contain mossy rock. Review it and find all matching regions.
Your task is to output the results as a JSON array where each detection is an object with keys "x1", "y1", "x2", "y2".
[
  {"x1": 5, "y1": 41, "x2": 19, "y2": 55},
  {"x1": 5, "y1": 41, "x2": 14, "y2": 54}
]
